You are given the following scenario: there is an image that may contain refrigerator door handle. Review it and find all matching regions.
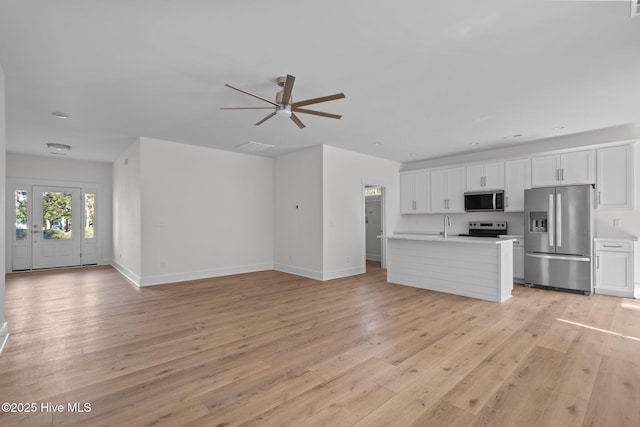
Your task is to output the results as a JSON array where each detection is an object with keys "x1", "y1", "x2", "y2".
[
  {"x1": 556, "y1": 193, "x2": 562, "y2": 247},
  {"x1": 548, "y1": 194, "x2": 554, "y2": 246},
  {"x1": 492, "y1": 192, "x2": 496, "y2": 210},
  {"x1": 526, "y1": 253, "x2": 591, "y2": 262}
]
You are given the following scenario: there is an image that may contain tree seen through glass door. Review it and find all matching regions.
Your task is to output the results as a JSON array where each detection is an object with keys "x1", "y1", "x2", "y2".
[{"x1": 41, "y1": 191, "x2": 73, "y2": 239}]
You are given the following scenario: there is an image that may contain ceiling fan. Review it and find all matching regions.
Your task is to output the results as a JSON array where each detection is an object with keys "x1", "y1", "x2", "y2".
[{"x1": 221, "y1": 75, "x2": 345, "y2": 129}]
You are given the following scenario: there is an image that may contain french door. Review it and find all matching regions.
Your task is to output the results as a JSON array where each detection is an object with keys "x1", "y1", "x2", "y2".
[
  {"x1": 11, "y1": 184, "x2": 97, "y2": 270},
  {"x1": 32, "y1": 186, "x2": 81, "y2": 269}
]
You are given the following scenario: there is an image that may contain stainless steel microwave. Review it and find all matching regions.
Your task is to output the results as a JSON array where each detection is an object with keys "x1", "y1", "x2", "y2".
[{"x1": 464, "y1": 190, "x2": 504, "y2": 212}]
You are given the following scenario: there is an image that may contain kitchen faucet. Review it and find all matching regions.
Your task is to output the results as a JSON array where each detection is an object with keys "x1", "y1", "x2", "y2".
[{"x1": 443, "y1": 215, "x2": 451, "y2": 239}]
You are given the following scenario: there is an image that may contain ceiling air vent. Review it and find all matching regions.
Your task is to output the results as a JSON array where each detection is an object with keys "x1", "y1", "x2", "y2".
[
  {"x1": 236, "y1": 141, "x2": 274, "y2": 153},
  {"x1": 632, "y1": 0, "x2": 640, "y2": 17}
]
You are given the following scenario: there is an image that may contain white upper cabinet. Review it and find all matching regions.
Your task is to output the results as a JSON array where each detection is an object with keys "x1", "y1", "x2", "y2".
[
  {"x1": 466, "y1": 162, "x2": 504, "y2": 191},
  {"x1": 596, "y1": 145, "x2": 634, "y2": 210},
  {"x1": 531, "y1": 150, "x2": 595, "y2": 187},
  {"x1": 504, "y1": 158, "x2": 531, "y2": 212},
  {"x1": 400, "y1": 171, "x2": 430, "y2": 214},
  {"x1": 431, "y1": 166, "x2": 465, "y2": 213}
]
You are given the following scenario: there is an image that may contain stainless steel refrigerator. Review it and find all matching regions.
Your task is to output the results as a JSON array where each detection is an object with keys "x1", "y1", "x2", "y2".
[{"x1": 524, "y1": 184, "x2": 594, "y2": 295}]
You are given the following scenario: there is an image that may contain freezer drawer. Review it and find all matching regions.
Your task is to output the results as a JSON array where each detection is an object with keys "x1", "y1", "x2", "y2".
[{"x1": 525, "y1": 253, "x2": 593, "y2": 294}]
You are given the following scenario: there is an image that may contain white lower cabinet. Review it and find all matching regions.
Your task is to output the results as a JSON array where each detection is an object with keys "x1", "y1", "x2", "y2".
[
  {"x1": 501, "y1": 236, "x2": 524, "y2": 283},
  {"x1": 594, "y1": 239, "x2": 635, "y2": 298}
]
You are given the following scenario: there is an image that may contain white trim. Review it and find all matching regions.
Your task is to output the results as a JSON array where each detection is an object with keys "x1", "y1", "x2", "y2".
[
  {"x1": 6, "y1": 177, "x2": 103, "y2": 272},
  {"x1": 366, "y1": 254, "x2": 382, "y2": 262},
  {"x1": 361, "y1": 177, "x2": 389, "y2": 270},
  {"x1": 322, "y1": 266, "x2": 365, "y2": 281},
  {"x1": 111, "y1": 262, "x2": 142, "y2": 287},
  {"x1": 135, "y1": 263, "x2": 274, "y2": 287},
  {"x1": 274, "y1": 263, "x2": 324, "y2": 281},
  {"x1": 0, "y1": 322, "x2": 9, "y2": 356}
]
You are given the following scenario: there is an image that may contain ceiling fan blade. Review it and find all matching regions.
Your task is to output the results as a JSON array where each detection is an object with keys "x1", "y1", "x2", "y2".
[
  {"x1": 292, "y1": 107, "x2": 342, "y2": 120},
  {"x1": 291, "y1": 93, "x2": 345, "y2": 108},
  {"x1": 281, "y1": 74, "x2": 295, "y2": 105},
  {"x1": 255, "y1": 111, "x2": 276, "y2": 126},
  {"x1": 290, "y1": 113, "x2": 306, "y2": 129},
  {"x1": 225, "y1": 83, "x2": 279, "y2": 106},
  {"x1": 221, "y1": 106, "x2": 275, "y2": 110}
]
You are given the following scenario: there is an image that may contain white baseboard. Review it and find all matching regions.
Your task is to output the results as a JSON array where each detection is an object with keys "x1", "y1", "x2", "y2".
[
  {"x1": 322, "y1": 266, "x2": 365, "y2": 281},
  {"x1": 0, "y1": 322, "x2": 9, "y2": 356},
  {"x1": 133, "y1": 263, "x2": 274, "y2": 287},
  {"x1": 366, "y1": 254, "x2": 382, "y2": 262},
  {"x1": 273, "y1": 264, "x2": 324, "y2": 281},
  {"x1": 274, "y1": 264, "x2": 365, "y2": 281},
  {"x1": 111, "y1": 262, "x2": 142, "y2": 287}
]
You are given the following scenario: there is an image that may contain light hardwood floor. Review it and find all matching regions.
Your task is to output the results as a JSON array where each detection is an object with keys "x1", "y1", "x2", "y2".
[{"x1": 1, "y1": 262, "x2": 639, "y2": 426}]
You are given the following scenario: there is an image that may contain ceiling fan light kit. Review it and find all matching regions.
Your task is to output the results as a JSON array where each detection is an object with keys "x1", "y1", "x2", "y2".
[{"x1": 222, "y1": 74, "x2": 345, "y2": 129}]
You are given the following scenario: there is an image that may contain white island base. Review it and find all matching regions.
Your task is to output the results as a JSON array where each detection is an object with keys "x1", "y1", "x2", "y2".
[{"x1": 385, "y1": 235, "x2": 514, "y2": 303}]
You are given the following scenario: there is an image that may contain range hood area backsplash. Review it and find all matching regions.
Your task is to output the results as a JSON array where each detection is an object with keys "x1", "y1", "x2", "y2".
[{"x1": 395, "y1": 212, "x2": 526, "y2": 236}]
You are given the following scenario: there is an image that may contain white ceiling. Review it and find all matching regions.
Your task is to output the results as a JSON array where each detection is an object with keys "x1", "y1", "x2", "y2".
[{"x1": 0, "y1": 1, "x2": 639, "y2": 164}]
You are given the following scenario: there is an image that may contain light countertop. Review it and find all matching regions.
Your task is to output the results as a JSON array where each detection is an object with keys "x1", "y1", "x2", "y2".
[
  {"x1": 382, "y1": 234, "x2": 515, "y2": 245},
  {"x1": 594, "y1": 236, "x2": 638, "y2": 242}
]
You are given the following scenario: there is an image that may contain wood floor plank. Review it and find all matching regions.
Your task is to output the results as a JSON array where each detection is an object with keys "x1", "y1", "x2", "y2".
[
  {"x1": 583, "y1": 355, "x2": 640, "y2": 427},
  {"x1": 1, "y1": 263, "x2": 639, "y2": 426}
]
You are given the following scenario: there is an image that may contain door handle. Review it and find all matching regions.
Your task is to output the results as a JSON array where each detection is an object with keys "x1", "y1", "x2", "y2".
[
  {"x1": 556, "y1": 193, "x2": 562, "y2": 247},
  {"x1": 548, "y1": 194, "x2": 554, "y2": 246}
]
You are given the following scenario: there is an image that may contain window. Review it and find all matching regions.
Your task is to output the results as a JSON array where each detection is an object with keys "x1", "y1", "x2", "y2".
[
  {"x1": 41, "y1": 191, "x2": 73, "y2": 239},
  {"x1": 84, "y1": 193, "x2": 95, "y2": 239},
  {"x1": 15, "y1": 190, "x2": 28, "y2": 240},
  {"x1": 364, "y1": 187, "x2": 382, "y2": 197}
]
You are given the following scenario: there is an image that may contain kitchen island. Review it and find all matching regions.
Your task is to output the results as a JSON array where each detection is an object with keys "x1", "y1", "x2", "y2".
[{"x1": 384, "y1": 234, "x2": 514, "y2": 303}]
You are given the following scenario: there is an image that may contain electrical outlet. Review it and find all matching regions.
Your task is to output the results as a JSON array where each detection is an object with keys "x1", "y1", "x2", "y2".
[{"x1": 613, "y1": 218, "x2": 621, "y2": 228}]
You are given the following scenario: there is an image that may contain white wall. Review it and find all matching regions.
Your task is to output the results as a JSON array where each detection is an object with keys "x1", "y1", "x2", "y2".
[
  {"x1": 0, "y1": 63, "x2": 7, "y2": 344},
  {"x1": 6, "y1": 153, "x2": 113, "y2": 265},
  {"x1": 112, "y1": 141, "x2": 142, "y2": 281},
  {"x1": 135, "y1": 137, "x2": 273, "y2": 285},
  {"x1": 273, "y1": 146, "x2": 324, "y2": 279},
  {"x1": 322, "y1": 145, "x2": 400, "y2": 278}
]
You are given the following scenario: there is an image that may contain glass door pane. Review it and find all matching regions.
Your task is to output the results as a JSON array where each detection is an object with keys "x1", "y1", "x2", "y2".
[{"x1": 41, "y1": 191, "x2": 73, "y2": 239}]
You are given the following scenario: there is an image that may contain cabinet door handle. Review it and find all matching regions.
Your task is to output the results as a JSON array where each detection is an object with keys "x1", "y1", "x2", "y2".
[
  {"x1": 596, "y1": 255, "x2": 599, "y2": 269},
  {"x1": 506, "y1": 196, "x2": 509, "y2": 208},
  {"x1": 602, "y1": 244, "x2": 623, "y2": 248},
  {"x1": 598, "y1": 191, "x2": 601, "y2": 205},
  {"x1": 561, "y1": 168, "x2": 564, "y2": 181},
  {"x1": 556, "y1": 169, "x2": 560, "y2": 181}
]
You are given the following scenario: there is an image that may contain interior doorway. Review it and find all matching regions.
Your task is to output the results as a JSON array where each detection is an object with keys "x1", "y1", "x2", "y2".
[{"x1": 364, "y1": 186, "x2": 384, "y2": 271}]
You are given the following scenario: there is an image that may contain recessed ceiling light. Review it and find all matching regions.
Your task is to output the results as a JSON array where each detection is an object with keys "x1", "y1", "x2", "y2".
[
  {"x1": 373, "y1": 142, "x2": 382, "y2": 146},
  {"x1": 51, "y1": 112, "x2": 69, "y2": 119},
  {"x1": 512, "y1": 134, "x2": 524, "y2": 138},
  {"x1": 47, "y1": 143, "x2": 71, "y2": 151},
  {"x1": 409, "y1": 153, "x2": 418, "y2": 157},
  {"x1": 552, "y1": 126, "x2": 565, "y2": 130},
  {"x1": 469, "y1": 142, "x2": 480, "y2": 146}
]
